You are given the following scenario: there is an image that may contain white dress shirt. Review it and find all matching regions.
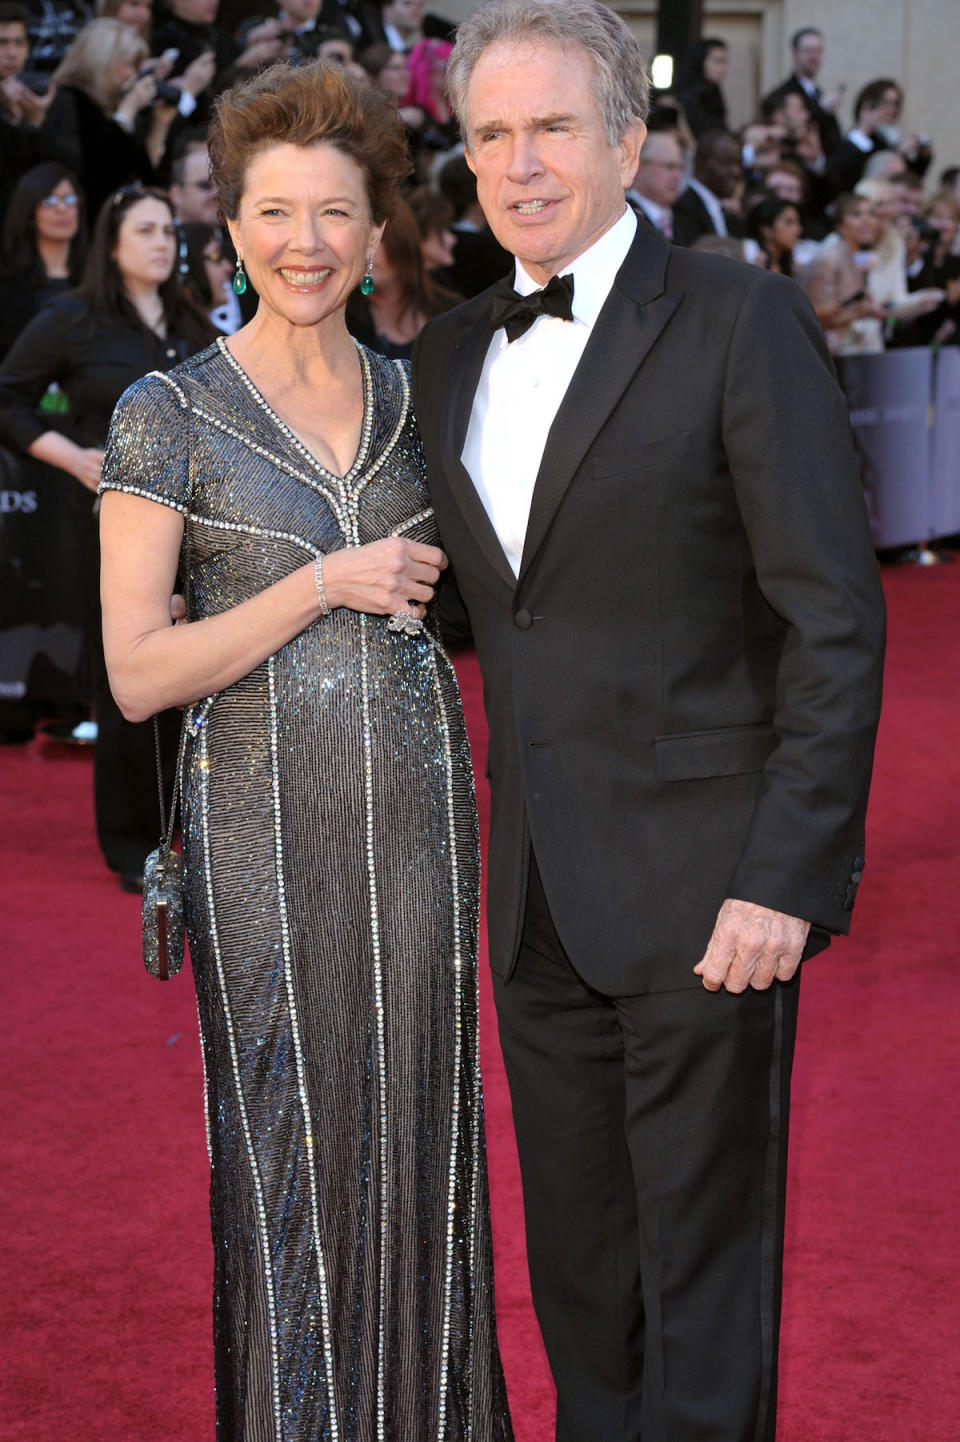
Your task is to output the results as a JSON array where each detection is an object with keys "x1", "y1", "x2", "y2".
[{"x1": 461, "y1": 207, "x2": 636, "y2": 576}]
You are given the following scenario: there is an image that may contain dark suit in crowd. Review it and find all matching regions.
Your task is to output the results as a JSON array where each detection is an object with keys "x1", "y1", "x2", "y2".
[
  {"x1": 412, "y1": 223, "x2": 885, "y2": 1440},
  {"x1": 671, "y1": 183, "x2": 744, "y2": 247},
  {"x1": 764, "y1": 72, "x2": 843, "y2": 155}
]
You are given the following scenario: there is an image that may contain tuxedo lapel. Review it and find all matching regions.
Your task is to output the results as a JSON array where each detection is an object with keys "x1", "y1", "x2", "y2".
[
  {"x1": 518, "y1": 228, "x2": 683, "y2": 582},
  {"x1": 440, "y1": 306, "x2": 517, "y2": 592}
]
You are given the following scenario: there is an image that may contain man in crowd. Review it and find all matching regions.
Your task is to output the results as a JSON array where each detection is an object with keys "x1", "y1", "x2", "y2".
[
  {"x1": 412, "y1": 1, "x2": 885, "y2": 1439},
  {"x1": 168, "y1": 129, "x2": 219, "y2": 224},
  {"x1": 626, "y1": 129, "x2": 684, "y2": 237},
  {"x1": 671, "y1": 127, "x2": 744, "y2": 245},
  {"x1": 0, "y1": 0, "x2": 66, "y2": 210},
  {"x1": 763, "y1": 25, "x2": 844, "y2": 156}
]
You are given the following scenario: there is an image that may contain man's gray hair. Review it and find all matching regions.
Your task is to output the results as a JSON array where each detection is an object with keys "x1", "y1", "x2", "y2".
[{"x1": 446, "y1": 0, "x2": 650, "y2": 149}]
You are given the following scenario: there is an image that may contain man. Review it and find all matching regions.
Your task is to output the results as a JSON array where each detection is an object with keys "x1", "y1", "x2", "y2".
[
  {"x1": 762, "y1": 25, "x2": 843, "y2": 156},
  {"x1": 671, "y1": 128, "x2": 744, "y2": 246},
  {"x1": 827, "y1": 78, "x2": 909, "y2": 196},
  {"x1": 168, "y1": 130, "x2": 220, "y2": 223},
  {"x1": 411, "y1": 1, "x2": 885, "y2": 1439},
  {"x1": 626, "y1": 129, "x2": 683, "y2": 238},
  {"x1": 0, "y1": 0, "x2": 66, "y2": 212}
]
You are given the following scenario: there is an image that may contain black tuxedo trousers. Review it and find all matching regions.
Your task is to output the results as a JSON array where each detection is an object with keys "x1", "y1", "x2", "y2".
[{"x1": 412, "y1": 228, "x2": 884, "y2": 1441}]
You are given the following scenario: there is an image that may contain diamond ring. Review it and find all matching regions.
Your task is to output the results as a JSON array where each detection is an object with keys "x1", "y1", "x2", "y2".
[{"x1": 387, "y1": 609, "x2": 424, "y2": 636}]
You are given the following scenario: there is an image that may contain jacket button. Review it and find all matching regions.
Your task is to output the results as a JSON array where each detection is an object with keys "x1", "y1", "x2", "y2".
[
  {"x1": 514, "y1": 608, "x2": 533, "y2": 629},
  {"x1": 851, "y1": 870, "x2": 862, "y2": 884}
]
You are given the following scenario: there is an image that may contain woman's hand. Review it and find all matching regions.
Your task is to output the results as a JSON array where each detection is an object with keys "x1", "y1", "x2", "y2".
[
  {"x1": 115, "y1": 70, "x2": 158, "y2": 123},
  {"x1": 72, "y1": 447, "x2": 105, "y2": 492},
  {"x1": 322, "y1": 538, "x2": 447, "y2": 623},
  {"x1": 176, "y1": 49, "x2": 216, "y2": 97}
]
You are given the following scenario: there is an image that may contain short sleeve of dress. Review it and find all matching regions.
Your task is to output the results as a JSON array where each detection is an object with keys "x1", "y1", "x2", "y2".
[{"x1": 99, "y1": 370, "x2": 191, "y2": 514}]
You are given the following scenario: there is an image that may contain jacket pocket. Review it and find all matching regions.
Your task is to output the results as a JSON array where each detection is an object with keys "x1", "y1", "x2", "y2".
[
  {"x1": 654, "y1": 722, "x2": 777, "y2": 781},
  {"x1": 592, "y1": 430, "x2": 691, "y2": 480}
]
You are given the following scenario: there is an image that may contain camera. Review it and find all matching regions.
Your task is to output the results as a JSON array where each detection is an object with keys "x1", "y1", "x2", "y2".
[{"x1": 136, "y1": 64, "x2": 181, "y2": 107}]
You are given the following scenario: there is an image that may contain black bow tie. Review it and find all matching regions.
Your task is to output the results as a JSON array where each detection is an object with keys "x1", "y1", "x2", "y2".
[{"x1": 489, "y1": 272, "x2": 575, "y2": 342}]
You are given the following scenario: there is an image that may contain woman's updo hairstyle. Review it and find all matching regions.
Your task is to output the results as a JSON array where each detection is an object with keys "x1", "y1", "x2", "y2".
[{"x1": 209, "y1": 61, "x2": 412, "y2": 226}]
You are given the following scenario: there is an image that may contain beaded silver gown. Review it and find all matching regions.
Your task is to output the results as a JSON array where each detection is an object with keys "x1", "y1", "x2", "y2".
[{"x1": 101, "y1": 339, "x2": 513, "y2": 1442}]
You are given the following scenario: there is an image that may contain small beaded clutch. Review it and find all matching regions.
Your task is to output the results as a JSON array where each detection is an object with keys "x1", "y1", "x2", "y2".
[{"x1": 142, "y1": 716, "x2": 188, "y2": 980}]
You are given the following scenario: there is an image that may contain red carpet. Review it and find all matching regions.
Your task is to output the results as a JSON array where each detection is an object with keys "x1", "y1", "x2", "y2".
[{"x1": 1, "y1": 565, "x2": 958, "y2": 1442}]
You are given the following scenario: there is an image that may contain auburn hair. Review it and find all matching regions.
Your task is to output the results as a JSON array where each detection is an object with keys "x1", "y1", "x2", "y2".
[{"x1": 209, "y1": 60, "x2": 412, "y2": 225}]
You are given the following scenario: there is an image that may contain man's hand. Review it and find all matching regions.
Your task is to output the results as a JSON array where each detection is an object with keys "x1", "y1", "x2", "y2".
[{"x1": 694, "y1": 899, "x2": 810, "y2": 993}]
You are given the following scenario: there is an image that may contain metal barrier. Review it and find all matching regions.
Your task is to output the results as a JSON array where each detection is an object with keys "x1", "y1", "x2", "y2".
[{"x1": 838, "y1": 347, "x2": 960, "y2": 549}]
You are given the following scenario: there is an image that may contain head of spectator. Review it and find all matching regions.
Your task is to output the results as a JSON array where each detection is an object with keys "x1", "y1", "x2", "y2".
[
  {"x1": 366, "y1": 196, "x2": 451, "y2": 335},
  {"x1": 937, "y1": 166, "x2": 960, "y2": 203},
  {"x1": 437, "y1": 150, "x2": 485, "y2": 227},
  {"x1": 404, "y1": 36, "x2": 452, "y2": 123},
  {"x1": 761, "y1": 87, "x2": 807, "y2": 139},
  {"x1": 0, "y1": 1, "x2": 28, "y2": 80},
  {"x1": 631, "y1": 131, "x2": 685, "y2": 209},
  {"x1": 359, "y1": 42, "x2": 409, "y2": 101},
  {"x1": 407, "y1": 185, "x2": 457, "y2": 275},
  {"x1": 765, "y1": 158, "x2": 807, "y2": 208},
  {"x1": 677, "y1": 37, "x2": 728, "y2": 94},
  {"x1": 694, "y1": 129, "x2": 742, "y2": 200},
  {"x1": 790, "y1": 26, "x2": 823, "y2": 82},
  {"x1": 169, "y1": 130, "x2": 219, "y2": 224},
  {"x1": 176, "y1": 218, "x2": 231, "y2": 310},
  {"x1": 208, "y1": 58, "x2": 410, "y2": 325},
  {"x1": 52, "y1": 17, "x2": 149, "y2": 114},
  {"x1": 893, "y1": 170, "x2": 923, "y2": 221},
  {"x1": 690, "y1": 234, "x2": 744, "y2": 262},
  {"x1": 745, "y1": 195, "x2": 800, "y2": 276},
  {"x1": 742, "y1": 120, "x2": 783, "y2": 176},
  {"x1": 279, "y1": 0, "x2": 320, "y2": 26},
  {"x1": 833, "y1": 191, "x2": 880, "y2": 253},
  {"x1": 1, "y1": 162, "x2": 87, "y2": 281},
  {"x1": 855, "y1": 177, "x2": 900, "y2": 232},
  {"x1": 852, "y1": 78, "x2": 903, "y2": 140},
  {"x1": 318, "y1": 33, "x2": 354, "y2": 67},
  {"x1": 923, "y1": 192, "x2": 960, "y2": 261},
  {"x1": 381, "y1": 0, "x2": 423, "y2": 48},
  {"x1": 96, "y1": 0, "x2": 153, "y2": 40},
  {"x1": 82, "y1": 182, "x2": 213, "y2": 348},
  {"x1": 862, "y1": 149, "x2": 907, "y2": 184}
]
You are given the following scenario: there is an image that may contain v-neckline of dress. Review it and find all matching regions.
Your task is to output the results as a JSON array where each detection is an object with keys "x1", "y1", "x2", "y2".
[{"x1": 216, "y1": 334, "x2": 374, "y2": 488}]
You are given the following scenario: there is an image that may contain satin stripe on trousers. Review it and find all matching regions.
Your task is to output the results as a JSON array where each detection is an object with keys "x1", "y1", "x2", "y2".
[{"x1": 492, "y1": 855, "x2": 800, "y2": 1442}]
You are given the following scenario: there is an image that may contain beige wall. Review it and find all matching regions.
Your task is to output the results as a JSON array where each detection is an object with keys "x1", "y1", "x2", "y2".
[{"x1": 438, "y1": 0, "x2": 960, "y2": 187}]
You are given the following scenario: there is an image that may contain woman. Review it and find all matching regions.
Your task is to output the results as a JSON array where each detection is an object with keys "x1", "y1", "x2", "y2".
[
  {"x1": 177, "y1": 219, "x2": 239, "y2": 331},
  {"x1": 0, "y1": 163, "x2": 87, "y2": 361},
  {"x1": 854, "y1": 178, "x2": 944, "y2": 336},
  {"x1": 802, "y1": 192, "x2": 890, "y2": 355},
  {"x1": 43, "y1": 18, "x2": 177, "y2": 219},
  {"x1": 674, "y1": 37, "x2": 729, "y2": 138},
  {"x1": 0, "y1": 184, "x2": 214, "y2": 885},
  {"x1": 408, "y1": 183, "x2": 459, "y2": 288},
  {"x1": 404, "y1": 35, "x2": 457, "y2": 162},
  {"x1": 347, "y1": 197, "x2": 458, "y2": 358},
  {"x1": 97, "y1": 0, "x2": 152, "y2": 39},
  {"x1": 744, "y1": 195, "x2": 801, "y2": 276},
  {"x1": 98, "y1": 61, "x2": 513, "y2": 1440}
]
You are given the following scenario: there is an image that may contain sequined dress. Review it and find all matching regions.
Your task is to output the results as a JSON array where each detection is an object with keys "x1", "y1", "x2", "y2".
[{"x1": 100, "y1": 338, "x2": 513, "y2": 1442}]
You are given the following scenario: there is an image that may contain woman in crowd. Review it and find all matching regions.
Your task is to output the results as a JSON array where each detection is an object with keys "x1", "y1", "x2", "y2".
[
  {"x1": 0, "y1": 162, "x2": 87, "y2": 361},
  {"x1": 96, "y1": 0, "x2": 152, "y2": 39},
  {"x1": 348, "y1": 196, "x2": 457, "y2": 357},
  {"x1": 176, "y1": 218, "x2": 237, "y2": 331},
  {"x1": 744, "y1": 195, "x2": 801, "y2": 276},
  {"x1": 404, "y1": 35, "x2": 456, "y2": 162},
  {"x1": 43, "y1": 18, "x2": 176, "y2": 218},
  {"x1": 408, "y1": 183, "x2": 459, "y2": 289},
  {"x1": 97, "y1": 61, "x2": 512, "y2": 1440},
  {"x1": 0, "y1": 184, "x2": 214, "y2": 886},
  {"x1": 674, "y1": 36, "x2": 729, "y2": 138},
  {"x1": 854, "y1": 177, "x2": 945, "y2": 334},
  {"x1": 802, "y1": 192, "x2": 888, "y2": 355}
]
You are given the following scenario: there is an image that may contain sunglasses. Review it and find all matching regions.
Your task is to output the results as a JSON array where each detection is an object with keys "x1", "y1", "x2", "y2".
[{"x1": 39, "y1": 193, "x2": 80, "y2": 209}]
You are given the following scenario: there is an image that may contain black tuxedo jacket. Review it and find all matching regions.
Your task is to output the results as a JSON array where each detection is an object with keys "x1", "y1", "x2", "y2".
[
  {"x1": 671, "y1": 186, "x2": 744, "y2": 249},
  {"x1": 411, "y1": 227, "x2": 885, "y2": 994}
]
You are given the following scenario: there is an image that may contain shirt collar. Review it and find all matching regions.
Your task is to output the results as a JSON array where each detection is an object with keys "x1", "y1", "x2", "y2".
[{"x1": 512, "y1": 207, "x2": 637, "y2": 327}]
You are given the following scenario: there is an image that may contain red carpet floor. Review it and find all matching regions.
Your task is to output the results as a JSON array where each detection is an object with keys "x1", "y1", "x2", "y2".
[{"x1": 1, "y1": 565, "x2": 958, "y2": 1442}]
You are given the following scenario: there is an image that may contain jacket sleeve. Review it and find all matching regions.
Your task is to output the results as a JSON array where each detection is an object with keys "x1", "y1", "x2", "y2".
[
  {"x1": 720, "y1": 269, "x2": 886, "y2": 932},
  {"x1": 0, "y1": 303, "x2": 72, "y2": 454}
]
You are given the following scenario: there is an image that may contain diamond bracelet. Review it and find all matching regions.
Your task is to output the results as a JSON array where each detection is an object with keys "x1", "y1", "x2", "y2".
[{"x1": 314, "y1": 554, "x2": 331, "y2": 617}]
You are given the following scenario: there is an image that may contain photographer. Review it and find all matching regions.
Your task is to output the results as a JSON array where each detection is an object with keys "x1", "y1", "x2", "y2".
[
  {"x1": 828, "y1": 78, "x2": 932, "y2": 196},
  {"x1": 43, "y1": 17, "x2": 180, "y2": 215}
]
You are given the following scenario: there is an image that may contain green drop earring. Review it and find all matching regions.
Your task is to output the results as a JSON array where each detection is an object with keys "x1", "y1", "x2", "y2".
[
  {"x1": 360, "y1": 258, "x2": 375, "y2": 296},
  {"x1": 232, "y1": 255, "x2": 247, "y2": 296}
]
